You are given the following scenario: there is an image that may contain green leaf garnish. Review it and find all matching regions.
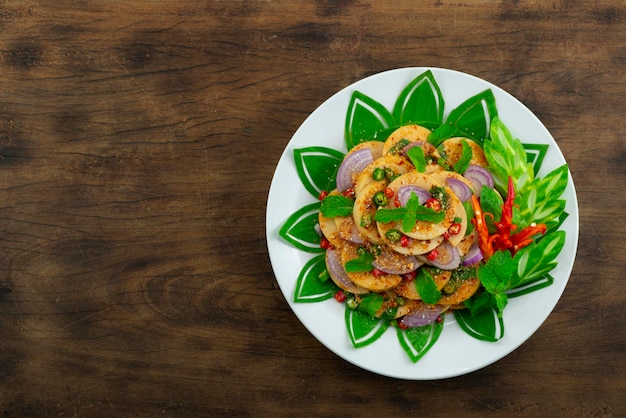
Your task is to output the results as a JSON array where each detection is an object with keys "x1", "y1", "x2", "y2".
[
  {"x1": 320, "y1": 195, "x2": 353, "y2": 218},
  {"x1": 375, "y1": 193, "x2": 445, "y2": 232},
  {"x1": 407, "y1": 146, "x2": 427, "y2": 172},
  {"x1": 484, "y1": 117, "x2": 534, "y2": 193},
  {"x1": 455, "y1": 304, "x2": 504, "y2": 342},
  {"x1": 344, "y1": 251, "x2": 375, "y2": 273},
  {"x1": 393, "y1": 70, "x2": 444, "y2": 129},
  {"x1": 513, "y1": 230, "x2": 565, "y2": 287},
  {"x1": 396, "y1": 320, "x2": 444, "y2": 363},
  {"x1": 445, "y1": 89, "x2": 498, "y2": 145},
  {"x1": 524, "y1": 143, "x2": 549, "y2": 176},
  {"x1": 477, "y1": 250, "x2": 517, "y2": 316},
  {"x1": 358, "y1": 293, "x2": 384, "y2": 317},
  {"x1": 515, "y1": 164, "x2": 569, "y2": 228},
  {"x1": 345, "y1": 307, "x2": 390, "y2": 348},
  {"x1": 428, "y1": 123, "x2": 458, "y2": 147},
  {"x1": 415, "y1": 268, "x2": 441, "y2": 304},
  {"x1": 453, "y1": 139, "x2": 473, "y2": 174},
  {"x1": 279, "y1": 202, "x2": 324, "y2": 253},
  {"x1": 345, "y1": 91, "x2": 394, "y2": 150},
  {"x1": 293, "y1": 255, "x2": 338, "y2": 302},
  {"x1": 294, "y1": 147, "x2": 345, "y2": 198}
]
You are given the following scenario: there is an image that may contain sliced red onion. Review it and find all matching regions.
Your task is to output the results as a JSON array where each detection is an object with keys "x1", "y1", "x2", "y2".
[
  {"x1": 462, "y1": 243, "x2": 483, "y2": 266},
  {"x1": 463, "y1": 164, "x2": 494, "y2": 197},
  {"x1": 339, "y1": 219, "x2": 366, "y2": 245},
  {"x1": 336, "y1": 149, "x2": 373, "y2": 192},
  {"x1": 325, "y1": 249, "x2": 369, "y2": 294},
  {"x1": 396, "y1": 185, "x2": 430, "y2": 206},
  {"x1": 372, "y1": 252, "x2": 422, "y2": 275},
  {"x1": 420, "y1": 242, "x2": 461, "y2": 270},
  {"x1": 446, "y1": 177, "x2": 472, "y2": 202},
  {"x1": 398, "y1": 302, "x2": 445, "y2": 328}
]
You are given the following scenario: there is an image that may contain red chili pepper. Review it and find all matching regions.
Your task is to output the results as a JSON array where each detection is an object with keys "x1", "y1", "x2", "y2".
[
  {"x1": 342, "y1": 187, "x2": 355, "y2": 198},
  {"x1": 384, "y1": 187, "x2": 394, "y2": 198},
  {"x1": 447, "y1": 222, "x2": 462, "y2": 236},
  {"x1": 470, "y1": 194, "x2": 495, "y2": 260},
  {"x1": 333, "y1": 290, "x2": 346, "y2": 303},
  {"x1": 397, "y1": 319, "x2": 409, "y2": 330},
  {"x1": 426, "y1": 249, "x2": 439, "y2": 261},
  {"x1": 394, "y1": 195, "x2": 401, "y2": 208},
  {"x1": 371, "y1": 268, "x2": 385, "y2": 277},
  {"x1": 510, "y1": 223, "x2": 547, "y2": 253},
  {"x1": 320, "y1": 237, "x2": 334, "y2": 250},
  {"x1": 400, "y1": 235, "x2": 410, "y2": 247},
  {"x1": 471, "y1": 176, "x2": 547, "y2": 259},
  {"x1": 318, "y1": 190, "x2": 329, "y2": 201},
  {"x1": 424, "y1": 198, "x2": 441, "y2": 212}
]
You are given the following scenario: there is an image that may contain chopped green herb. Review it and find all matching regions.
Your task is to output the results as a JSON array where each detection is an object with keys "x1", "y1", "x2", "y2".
[{"x1": 320, "y1": 195, "x2": 353, "y2": 218}]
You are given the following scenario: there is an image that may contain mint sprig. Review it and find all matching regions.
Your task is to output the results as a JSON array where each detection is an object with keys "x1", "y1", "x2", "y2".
[{"x1": 375, "y1": 193, "x2": 445, "y2": 232}]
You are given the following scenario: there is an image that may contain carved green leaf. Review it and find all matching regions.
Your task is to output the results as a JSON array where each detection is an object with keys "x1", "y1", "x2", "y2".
[
  {"x1": 345, "y1": 91, "x2": 395, "y2": 150},
  {"x1": 294, "y1": 147, "x2": 345, "y2": 198},
  {"x1": 396, "y1": 320, "x2": 444, "y2": 363},
  {"x1": 445, "y1": 89, "x2": 498, "y2": 145},
  {"x1": 393, "y1": 70, "x2": 444, "y2": 129},
  {"x1": 507, "y1": 274, "x2": 554, "y2": 298},
  {"x1": 454, "y1": 306, "x2": 504, "y2": 342},
  {"x1": 294, "y1": 254, "x2": 337, "y2": 303},
  {"x1": 524, "y1": 143, "x2": 549, "y2": 176},
  {"x1": 279, "y1": 202, "x2": 323, "y2": 253},
  {"x1": 345, "y1": 308, "x2": 390, "y2": 348}
]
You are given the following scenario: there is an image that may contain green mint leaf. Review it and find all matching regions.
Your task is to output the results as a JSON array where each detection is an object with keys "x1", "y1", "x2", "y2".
[
  {"x1": 375, "y1": 207, "x2": 408, "y2": 223},
  {"x1": 358, "y1": 293, "x2": 384, "y2": 318},
  {"x1": 494, "y1": 292, "x2": 508, "y2": 317},
  {"x1": 407, "y1": 146, "x2": 427, "y2": 172},
  {"x1": 453, "y1": 139, "x2": 473, "y2": 174},
  {"x1": 428, "y1": 123, "x2": 457, "y2": 147},
  {"x1": 415, "y1": 268, "x2": 441, "y2": 304},
  {"x1": 320, "y1": 195, "x2": 353, "y2": 218},
  {"x1": 344, "y1": 251, "x2": 375, "y2": 273},
  {"x1": 402, "y1": 194, "x2": 446, "y2": 231},
  {"x1": 478, "y1": 250, "x2": 516, "y2": 294}
]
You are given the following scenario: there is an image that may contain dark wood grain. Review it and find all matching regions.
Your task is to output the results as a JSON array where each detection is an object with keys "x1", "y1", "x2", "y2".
[{"x1": 0, "y1": 1, "x2": 624, "y2": 417}]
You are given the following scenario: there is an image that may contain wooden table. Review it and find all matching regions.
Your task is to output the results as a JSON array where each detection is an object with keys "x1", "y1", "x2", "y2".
[{"x1": 1, "y1": 1, "x2": 624, "y2": 416}]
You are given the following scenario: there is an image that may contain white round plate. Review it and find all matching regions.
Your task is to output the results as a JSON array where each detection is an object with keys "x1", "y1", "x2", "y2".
[{"x1": 266, "y1": 67, "x2": 579, "y2": 380}]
